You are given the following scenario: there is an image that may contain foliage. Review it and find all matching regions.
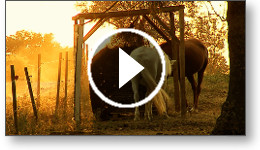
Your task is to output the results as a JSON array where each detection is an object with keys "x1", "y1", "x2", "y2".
[
  {"x1": 6, "y1": 30, "x2": 63, "y2": 59},
  {"x1": 75, "y1": 1, "x2": 229, "y2": 74},
  {"x1": 6, "y1": 30, "x2": 73, "y2": 82}
]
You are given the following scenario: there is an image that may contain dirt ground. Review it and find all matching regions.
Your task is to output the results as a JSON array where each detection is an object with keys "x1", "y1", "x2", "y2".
[
  {"x1": 52, "y1": 74, "x2": 228, "y2": 135},
  {"x1": 6, "y1": 74, "x2": 228, "y2": 135}
]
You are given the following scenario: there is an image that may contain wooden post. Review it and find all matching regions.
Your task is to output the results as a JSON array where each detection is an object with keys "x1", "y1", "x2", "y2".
[
  {"x1": 24, "y1": 67, "x2": 38, "y2": 121},
  {"x1": 74, "y1": 18, "x2": 84, "y2": 130},
  {"x1": 37, "y1": 54, "x2": 41, "y2": 109},
  {"x1": 179, "y1": 8, "x2": 187, "y2": 117},
  {"x1": 170, "y1": 12, "x2": 180, "y2": 112},
  {"x1": 151, "y1": 13, "x2": 170, "y2": 31},
  {"x1": 143, "y1": 15, "x2": 171, "y2": 43},
  {"x1": 63, "y1": 51, "x2": 68, "y2": 120},
  {"x1": 10, "y1": 65, "x2": 18, "y2": 134},
  {"x1": 73, "y1": 20, "x2": 78, "y2": 124},
  {"x1": 55, "y1": 52, "x2": 62, "y2": 119},
  {"x1": 81, "y1": 44, "x2": 91, "y2": 120}
]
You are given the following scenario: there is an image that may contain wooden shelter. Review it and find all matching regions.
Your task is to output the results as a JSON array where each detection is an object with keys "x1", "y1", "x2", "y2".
[{"x1": 72, "y1": 5, "x2": 186, "y2": 128}]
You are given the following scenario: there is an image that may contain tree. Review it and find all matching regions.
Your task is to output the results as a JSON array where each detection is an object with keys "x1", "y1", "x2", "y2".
[
  {"x1": 211, "y1": 1, "x2": 245, "y2": 135},
  {"x1": 76, "y1": 1, "x2": 229, "y2": 74},
  {"x1": 6, "y1": 30, "x2": 73, "y2": 82}
]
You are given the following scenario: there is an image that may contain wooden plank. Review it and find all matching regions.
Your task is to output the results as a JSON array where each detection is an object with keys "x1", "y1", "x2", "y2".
[
  {"x1": 151, "y1": 13, "x2": 170, "y2": 31},
  {"x1": 179, "y1": 8, "x2": 186, "y2": 117},
  {"x1": 151, "y1": 13, "x2": 182, "y2": 42},
  {"x1": 73, "y1": 20, "x2": 78, "y2": 122},
  {"x1": 10, "y1": 65, "x2": 18, "y2": 134},
  {"x1": 80, "y1": 44, "x2": 89, "y2": 120},
  {"x1": 37, "y1": 54, "x2": 41, "y2": 109},
  {"x1": 143, "y1": 15, "x2": 171, "y2": 43},
  {"x1": 75, "y1": 18, "x2": 84, "y2": 130},
  {"x1": 63, "y1": 51, "x2": 68, "y2": 120},
  {"x1": 82, "y1": 1, "x2": 118, "y2": 42},
  {"x1": 83, "y1": 18, "x2": 107, "y2": 42},
  {"x1": 72, "y1": 6, "x2": 184, "y2": 20},
  {"x1": 85, "y1": 45, "x2": 91, "y2": 117},
  {"x1": 55, "y1": 53, "x2": 62, "y2": 119},
  {"x1": 74, "y1": 20, "x2": 79, "y2": 54},
  {"x1": 169, "y1": 12, "x2": 180, "y2": 112},
  {"x1": 24, "y1": 67, "x2": 38, "y2": 121},
  {"x1": 151, "y1": 13, "x2": 180, "y2": 43}
]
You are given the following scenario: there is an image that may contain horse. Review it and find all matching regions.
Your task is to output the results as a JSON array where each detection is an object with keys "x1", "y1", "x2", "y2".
[
  {"x1": 130, "y1": 46, "x2": 175, "y2": 121},
  {"x1": 160, "y1": 38, "x2": 208, "y2": 112}
]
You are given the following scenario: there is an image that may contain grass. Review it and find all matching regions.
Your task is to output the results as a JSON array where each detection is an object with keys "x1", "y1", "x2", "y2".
[
  {"x1": 5, "y1": 73, "x2": 229, "y2": 135},
  {"x1": 6, "y1": 81, "x2": 94, "y2": 135}
]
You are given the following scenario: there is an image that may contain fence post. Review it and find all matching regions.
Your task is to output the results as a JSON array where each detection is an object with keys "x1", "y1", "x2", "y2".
[
  {"x1": 24, "y1": 67, "x2": 38, "y2": 121},
  {"x1": 55, "y1": 52, "x2": 62, "y2": 119},
  {"x1": 37, "y1": 54, "x2": 41, "y2": 109},
  {"x1": 10, "y1": 65, "x2": 18, "y2": 134},
  {"x1": 63, "y1": 51, "x2": 68, "y2": 120},
  {"x1": 179, "y1": 8, "x2": 187, "y2": 117}
]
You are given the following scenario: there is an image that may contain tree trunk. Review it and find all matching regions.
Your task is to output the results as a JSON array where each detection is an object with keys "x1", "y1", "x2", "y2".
[{"x1": 211, "y1": 1, "x2": 245, "y2": 135}]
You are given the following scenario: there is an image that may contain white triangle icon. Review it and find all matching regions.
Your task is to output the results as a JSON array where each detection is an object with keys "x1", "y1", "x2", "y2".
[{"x1": 119, "y1": 48, "x2": 144, "y2": 89}]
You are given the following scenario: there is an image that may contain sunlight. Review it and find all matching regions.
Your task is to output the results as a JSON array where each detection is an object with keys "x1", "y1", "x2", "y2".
[
  {"x1": 6, "y1": 1, "x2": 116, "y2": 49},
  {"x1": 5, "y1": 1, "x2": 243, "y2": 136}
]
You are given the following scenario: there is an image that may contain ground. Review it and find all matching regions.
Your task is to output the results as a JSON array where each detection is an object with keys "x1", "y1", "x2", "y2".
[{"x1": 6, "y1": 73, "x2": 228, "y2": 135}]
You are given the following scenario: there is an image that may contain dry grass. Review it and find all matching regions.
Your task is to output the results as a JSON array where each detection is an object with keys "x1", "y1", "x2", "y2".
[
  {"x1": 6, "y1": 73, "x2": 229, "y2": 135},
  {"x1": 6, "y1": 81, "x2": 94, "y2": 135}
]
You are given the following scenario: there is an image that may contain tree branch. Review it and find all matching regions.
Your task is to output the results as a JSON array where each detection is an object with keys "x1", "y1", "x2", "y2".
[{"x1": 207, "y1": 1, "x2": 227, "y2": 21}]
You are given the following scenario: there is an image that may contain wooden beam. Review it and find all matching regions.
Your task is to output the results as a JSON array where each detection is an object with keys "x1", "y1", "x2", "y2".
[
  {"x1": 150, "y1": 13, "x2": 180, "y2": 43},
  {"x1": 82, "y1": 1, "x2": 118, "y2": 42},
  {"x1": 151, "y1": 13, "x2": 179, "y2": 43},
  {"x1": 81, "y1": 44, "x2": 91, "y2": 121},
  {"x1": 169, "y1": 12, "x2": 180, "y2": 113},
  {"x1": 72, "y1": 6, "x2": 184, "y2": 20},
  {"x1": 143, "y1": 15, "x2": 171, "y2": 43},
  {"x1": 179, "y1": 8, "x2": 186, "y2": 117},
  {"x1": 74, "y1": 18, "x2": 84, "y2": 130},
  {"x1": 151, "y1": 13, "x2": 170, "y2": 31},
  {"x1": 73, "y1": 19, "x2": 78, "y2": 124},
  {"x1": 83, "y1": 18, "x2": 107, "y2": 42}
]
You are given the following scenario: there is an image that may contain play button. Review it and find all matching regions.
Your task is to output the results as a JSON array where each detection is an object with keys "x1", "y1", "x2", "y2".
[
  {"x1": 119, "y1": 48, "x2": 144, "y2": 89},
  {"x1": 88, "y1": 28, "x2": 166, "y2": 108}
]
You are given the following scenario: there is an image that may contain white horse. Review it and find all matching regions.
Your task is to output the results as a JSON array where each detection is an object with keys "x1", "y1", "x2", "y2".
[{"x1": 130, "y1": 46, "x2": 175, "y2": 121}]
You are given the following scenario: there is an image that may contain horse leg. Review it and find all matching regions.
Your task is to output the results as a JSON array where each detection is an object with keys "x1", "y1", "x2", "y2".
[
  {"x1": 187, "y1": 75, "x2": 198, "y2": 112},
  {"x1": 145, "y1": 101, "x2": 153, "y2": 121},
  {"x1": 132, "y1": 78, "x2": 140, "y2": 121},
  {"x1": 144, "y1": 91, "x2": 153, "y2": 121},
  {"x1": 196, "y1": 67, "x2": 206, "y2": 111}
]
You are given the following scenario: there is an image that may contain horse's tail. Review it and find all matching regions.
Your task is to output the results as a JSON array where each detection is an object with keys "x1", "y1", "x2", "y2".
[{"x1": 140, "y1": 69, "x2": 171, "y2": 116}]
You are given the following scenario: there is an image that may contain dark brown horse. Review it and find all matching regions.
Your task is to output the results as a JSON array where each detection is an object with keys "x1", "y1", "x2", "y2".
[{"x1": 160, "y1": 39, "x2": 208, "y2": 111}]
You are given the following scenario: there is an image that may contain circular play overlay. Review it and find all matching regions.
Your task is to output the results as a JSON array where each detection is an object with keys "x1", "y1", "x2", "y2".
[{"x1": 88, "y1": 28, "x2": 166, "y2": 108}]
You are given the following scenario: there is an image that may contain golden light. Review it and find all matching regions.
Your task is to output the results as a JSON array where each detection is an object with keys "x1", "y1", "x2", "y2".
[{"x1": 6, "y1": 1, "x2": 116, "y2": 49}]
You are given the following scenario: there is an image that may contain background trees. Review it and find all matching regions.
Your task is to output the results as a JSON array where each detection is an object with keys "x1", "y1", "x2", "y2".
[
  {"x1": 76, "y1": 1, "x2": 229, "y2": 74},
  {"x1": 6, "y1": 30, "x2": 73, "y2": 82}
]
